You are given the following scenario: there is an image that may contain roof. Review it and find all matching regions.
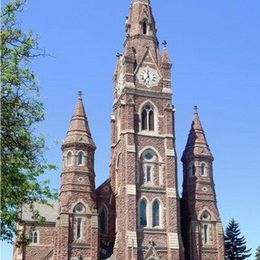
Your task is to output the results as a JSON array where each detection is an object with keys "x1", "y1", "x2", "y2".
[{"x1": 21, "y1": 200, "x2": 59, "y2": 223}]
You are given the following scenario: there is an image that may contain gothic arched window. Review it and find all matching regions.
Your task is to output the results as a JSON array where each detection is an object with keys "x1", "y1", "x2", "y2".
[
  {"x1": 201, "y1": 162, "x2": 206, "y2": 176},
  {"x1": 76, "y1": 217, "x2": 82, "y2": 239},
  {"x1": 139, "y1": 199, "x2": 147, "y2": 227},
  {"x1": 152, "y1": 200, "x2": 160, "y2": 227},
  {"x1": 141, "y1": 149, "x2": 157, "y2": 185},
  {"x1": 189, "y1": 162, "x2": 196, "y2": 176},
  {"x1": 142, "y1": 21, "x2": 147, "y2": 35},
  {"x1": 29, "y1": 230, "x2": 38, "y2": 244},
  {"x1": 67, "y1": 151, "x2": 72, "y2": 166},
  {"x1": 203, "y1": 224, "x2": 209, "y2": 244},
  {"x1": 141, "y1": 104, "x2": 154, "y2": 131},
  {"x1": 99, "y1": 206, "x2": 108, "y2": 234},
  {"x1": 77, "y1": 151, "x2": 84, "y2": 165}
]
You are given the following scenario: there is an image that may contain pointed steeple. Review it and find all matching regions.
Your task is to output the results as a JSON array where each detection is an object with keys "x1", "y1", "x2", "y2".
[
  {"x1": 63, "y1": 91, "x2": 95, "y2": 148},
  {"x1": 182, "y1": 106, "x2": 213, "y2": 161},
  {"x1": 126, "y1": 0, "x2": 157, "y2": 39}
]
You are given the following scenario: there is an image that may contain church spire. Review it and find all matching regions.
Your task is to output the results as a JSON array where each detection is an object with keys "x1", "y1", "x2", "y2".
[
  {"x1": 125, "y1": 0, "x2": 158, "y2": 51},
  {"x1": 182, "y1": 106, "x2": 213, "y2": 161},
  {"x1": 63, "y1": 91, "x2": 95, "y2": 148}
]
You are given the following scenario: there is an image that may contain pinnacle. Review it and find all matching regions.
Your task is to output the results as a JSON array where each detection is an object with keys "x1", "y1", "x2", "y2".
[
  {"x1": 63, "y1": 92, "x2": 95, "y2": 148},
  {"x1": 161, "y1": 40, "x2": 171, "y2": 63}
]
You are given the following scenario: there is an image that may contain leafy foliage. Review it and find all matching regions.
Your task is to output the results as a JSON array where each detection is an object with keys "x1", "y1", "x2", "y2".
[
  {"x1": 255, "y1": 246, "x2": 260, "y2": 260},
  {"x1": 225, "y1": 219, "x2": 251, "y2": 260},
  {"x1": 1, "y1": 0, "x2": 57, "y2": 243}
]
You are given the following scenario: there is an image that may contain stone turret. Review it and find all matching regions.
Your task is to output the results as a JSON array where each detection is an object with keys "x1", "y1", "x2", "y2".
[
  {"x1": 54, "y1": 92, "x2": 99, "y2": 260},
  {"x1": 181, "y1": 107, "x2": 224, "y2": 260}
]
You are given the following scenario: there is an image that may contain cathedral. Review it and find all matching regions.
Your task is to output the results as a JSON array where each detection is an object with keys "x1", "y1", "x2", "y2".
[{"x1": 13, "y1": 0, "x2": 225, "y2": 259}]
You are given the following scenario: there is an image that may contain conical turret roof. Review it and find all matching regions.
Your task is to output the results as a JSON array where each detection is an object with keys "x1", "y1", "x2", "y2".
[
  {"x1": 182, "y1": 106, "x2": 213, "y2": 161},
  {"x1": 63, "y1": 92, "x2": 95, "y2": 148}
]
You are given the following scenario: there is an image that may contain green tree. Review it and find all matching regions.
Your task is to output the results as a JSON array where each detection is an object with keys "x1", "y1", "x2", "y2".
[
  {"x1": 255, "y1": 246, "x2": 260, "y2": 260},
  {"x1": 225, "y1": 218, "x2": 252, "y2": 260},
  {"x1": 0, "y1": 0, "x2": 57, "y2": 244}
]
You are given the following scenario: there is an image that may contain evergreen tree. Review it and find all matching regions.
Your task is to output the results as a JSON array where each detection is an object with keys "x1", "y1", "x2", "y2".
[
  {"x1": 1, "y1": 0, "x2": 57, "y2": 243},
  {"x1": 255, "y1": 246, "x2": 260, "y2": 260},
  {"x1": 225, "y1": 219, "x2": 252, "y2": 259}
]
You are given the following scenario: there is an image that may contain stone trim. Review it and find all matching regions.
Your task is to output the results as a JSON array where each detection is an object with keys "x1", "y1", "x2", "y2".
[
  {"x1": 162, "y1": 88, "x2": 172, "y2": 94},
  {"x1": 166, "y1": 149, "x2": 175, "y2": 157},
  {"x1": 168, "y1": 232, "x2": 179, "y2": 249},
  {"x1": 126, "y1": 145, "x2": 136, "y2": 152},
  {"x1": 126, "y1": 184, "x2": 136, "y2": 195},
  {"x1": 127, "y1": 231, "x2": 137, "y2": 247},
  {"x1": 217, "y1": 222, "x2": 224, "y2": 234},
  {"x1": 91, "y1": 214, "x2": 98, "y2": 228},
  {"x1": 60, "y1": 214, "x2": 69, "y2": 227},
  {"x1": 70, "y1": 256, "x2": 91, "y2": 260},
  {"x1": 167, "y1": 188, "x2": 177, "y2": 198}
]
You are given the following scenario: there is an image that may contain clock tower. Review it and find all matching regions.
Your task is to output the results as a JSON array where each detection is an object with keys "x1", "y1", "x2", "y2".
[{"x1": 110, "y1": 0, "x2": 184, "y2": 259}]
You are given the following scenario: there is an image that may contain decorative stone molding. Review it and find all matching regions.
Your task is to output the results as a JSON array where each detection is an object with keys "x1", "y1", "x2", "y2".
[
  {"x1": 166, "y1": 149, "x2": 175, "y2": 157},
  {"x1": 126, "y1": 145, "x2": 136, "y2": 153},
  {"x1": 162, "y1": 87, "x2": 172, "y2": 94},
  {"x1": 127, "y1": 231, "x2": 137, "y2": 247},
  {"x1": 217, "y1": 222, "x2": 224, "y2": 234},
  {"x1": 60, "y1": 214, "x2": 69, "y2": 227},
  {"x1": 167, "y1": 188, "x2": 177, "y2": 198},
  {"x1": 168, "y1": 232, "x2": 179, "y2": 249},
  {"x1": 126, "y1": 184, "x2": 136, "y2": 195},
  {"x1": 91, "y1": 214, "x2": 98, "y2": 229}
]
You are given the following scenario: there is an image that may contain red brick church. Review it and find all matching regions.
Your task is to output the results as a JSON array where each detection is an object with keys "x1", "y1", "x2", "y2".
[{"x1": 13, "y1": 0, "x2": 225, "y2": 259}]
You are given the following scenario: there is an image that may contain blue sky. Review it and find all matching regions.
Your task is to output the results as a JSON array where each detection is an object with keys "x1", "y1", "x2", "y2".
[{"x1": 1, "y1": 0, "x2": 260, "y2": 259}]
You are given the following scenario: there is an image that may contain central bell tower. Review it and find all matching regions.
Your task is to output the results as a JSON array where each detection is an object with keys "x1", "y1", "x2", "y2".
[{"x1": 109, "y1": 0, "x2": 184, "y2": 259}]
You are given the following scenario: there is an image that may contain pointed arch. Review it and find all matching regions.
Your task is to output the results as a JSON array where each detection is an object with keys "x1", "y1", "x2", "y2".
[
  {"x1": 142, "y1": 19, "x2": 148, "y2": 35},
  {"x1": 152, "y1": 199, "x2": 160, "y2": 227},
  {"x1": 73, "y1": 202, "x2": 86, "y2": 214},
  {"x1": 98, "y1": 204, "x2": 108, "y2": 234},
  {"x1": 139, "y1": 101, "x2": 158, "y2": 133},
  {"x1": 66, "y1": 151, "x2": 73, "y2": 166},
  {"x1": 201, "y1": 162, "x2": 207, "y2": 176},
  {"x1": 29, "y1": 230, "x2": 38, "y2": 244},
  {"x1": 138, "y1": 146, "x2": 162, "y2": 162},
  {"x1": 198, "y1": 207, "x2": 216, "y2": 221},
  {"x1": 77, "y1": 151, "x2": 84, "y2": 165},
  {"x1": 138, "y1": 197, "x2": 148, "y2": 227}
]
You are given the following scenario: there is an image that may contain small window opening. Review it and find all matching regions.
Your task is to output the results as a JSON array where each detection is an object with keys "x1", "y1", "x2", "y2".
[
  {"x1": 77, "y1": 151, "x2": 84, "y2": 165},
  {"x1": 67, "y1": 152, "x2": 72, "y2": 166},
  {"x1": 141, "y1": 104, "x2": 155, "y2": 131},
  {"x1": 142, "y1": 21, "x2": 147, "y2": 35},
  {"x1": 140, "y1": 199, "x2": 147, "y2": 227},
  {"x1": 201, "y1": 163, "x2": 206, "y2": 176},
  {"x1": 203, "y1": 224, "x2": 208, "y2": 244},
  {"x1": 29, "y1": 231, "x2": 38, "y2": 244},
  {"x1": 146, "y1": 166, "x2": 152, "y2": 182},
  {"x1": 152, "y1": 200, "x2": 160, "y2": 227},
  {"x1": 99, "y1": 206, "x2": 108, "y2": 234},
  {"x1": 76, "y1": 218, "x2": 82, "y2": 239},
  {"x1": 192, "y1": 164, "x2": 196, "y2": 176}
]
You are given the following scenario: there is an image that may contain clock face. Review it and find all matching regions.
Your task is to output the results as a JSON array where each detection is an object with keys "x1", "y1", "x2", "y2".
[
  {"x1": 138, "y1": 67, "x2": 159, "y2": 87},
  {"x1": 117, "y1": 73, "x2": 124, "y2": 94}
]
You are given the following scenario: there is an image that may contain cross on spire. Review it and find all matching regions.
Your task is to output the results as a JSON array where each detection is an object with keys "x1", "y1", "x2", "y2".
[
  {"x1": 162, "y1": 40, "x2": 167, "y2": 48},
  {"x1": 194, "y1": 105, "x2": 198, "y2": 114},
  {"x1": 78, "y1": 91, "x2": 83, "y2": 100}
]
